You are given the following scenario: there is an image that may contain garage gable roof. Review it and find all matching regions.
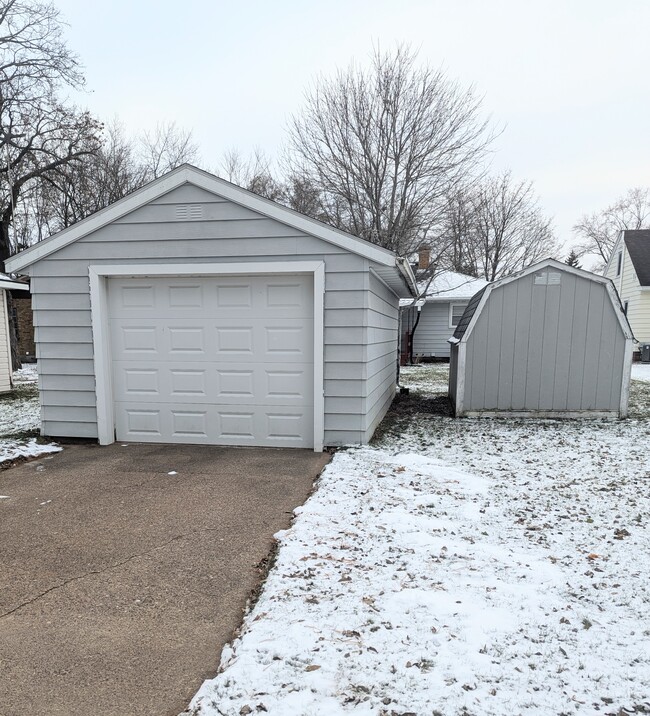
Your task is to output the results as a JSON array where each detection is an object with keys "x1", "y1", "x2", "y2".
[
  {"x1": 5, "y1": 165, "x2": 416, "y2": 292},
  {"x1": 453, "y1": 258, "x2": 633, "y2": 343}
]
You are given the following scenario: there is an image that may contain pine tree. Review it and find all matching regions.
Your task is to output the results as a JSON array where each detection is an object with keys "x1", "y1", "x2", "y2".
[{"x1": 565, "y1": 249, "x2": 581, "y2": 268}]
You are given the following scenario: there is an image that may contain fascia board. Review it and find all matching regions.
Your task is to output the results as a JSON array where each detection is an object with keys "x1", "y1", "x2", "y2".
[{"x1": 0, "y1": 280, "x2": 28, "y2": 291}]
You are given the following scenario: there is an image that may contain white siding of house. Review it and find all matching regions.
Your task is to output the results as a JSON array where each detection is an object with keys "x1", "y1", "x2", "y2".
[
  {"x1": 0, "y1": 291, "x2": 12, "y2": 393},
  {"x1": 604, "y1": 240, "x2": 650, "y2": 344},
  {"x1": 27, "y1": 183, "x2": 399, "y2": 445},
  {"x1": 411, "y1": 301, "x2": 466, "y2": 358}
]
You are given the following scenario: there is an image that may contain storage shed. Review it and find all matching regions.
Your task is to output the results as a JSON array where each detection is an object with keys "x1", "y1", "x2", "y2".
[
  {"x1": 5, "y1": 165, "x2": 416, "y2": 450},
  {"x1": 448, "y1": 259, "x2": 634, "y2": 418}
]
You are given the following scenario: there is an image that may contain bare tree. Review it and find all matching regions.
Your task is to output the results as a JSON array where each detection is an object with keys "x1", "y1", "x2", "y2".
[
  {"x1": 573, "y1": 187, "x2": 650, "y2": 267},
  {"x1": 26, "y1": 118, "x2": 143, "y2": 235},
  {"x1": 17, "y1": 118, "x2": 201, "y2": 239},
  {"x1": 444, "y1": 172, "x2": 557, "y2": 281},
  {"x1": 218, "y1": 147, "x2": 283, "y2": 201},
  {"x1": 138, "y1": 121, "x2": 199, "y2": 181},
  {"x1": 0, "y1": 0, "x2": 102, "y2": 266},
  {"x1": 287, "y1": 44, "x2": 494, "y2": 256}
]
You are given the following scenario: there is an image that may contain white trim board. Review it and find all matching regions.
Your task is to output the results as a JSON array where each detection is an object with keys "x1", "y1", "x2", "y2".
[
  {"x1": 7, "y1": 165, "x2": 401, "y2": 273},
  {"x1": 89, "y1": 261, "x2": 326, "y2": 452}
]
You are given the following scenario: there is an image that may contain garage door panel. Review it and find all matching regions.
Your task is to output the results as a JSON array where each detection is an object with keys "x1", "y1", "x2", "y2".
[
  {"x1": 110, "y1": 317, "x2": 313, "y2": 363},
  {"x1": 113, "y1": 361, "x2": 312, "y2": 405},
  {"x1": 114, "y1": 401, "x2": 313, "y2": 447},
  {"x1": 109, "y1": 274, "x2": 314, "y2": 448},
  {"x1": 109, "y1": 276, "x2": 314, "y2": 320}
]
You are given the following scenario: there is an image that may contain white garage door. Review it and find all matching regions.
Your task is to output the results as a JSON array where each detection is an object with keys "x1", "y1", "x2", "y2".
[{"x1": 108, "y1": 275, "x2": 314, "y2": 448}]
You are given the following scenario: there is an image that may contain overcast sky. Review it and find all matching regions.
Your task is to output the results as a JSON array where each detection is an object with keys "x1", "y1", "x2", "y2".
[{"x1": 55, "y1": 0, "x2": 650, "y2": 261}]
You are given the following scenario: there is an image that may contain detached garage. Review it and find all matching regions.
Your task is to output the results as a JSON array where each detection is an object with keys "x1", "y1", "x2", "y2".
[
  {"x1": 449, "y1": 259, "x2": 634, "y2": 418},
  {"x1": 6, "y1": 165, "x2": 416, "y2": 450}
]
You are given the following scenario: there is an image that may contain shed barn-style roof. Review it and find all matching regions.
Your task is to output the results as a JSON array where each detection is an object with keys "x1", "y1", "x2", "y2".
[
  {"x1": 452, "y1": 286, "x2": 487, "y2": 339},
  {"x1": 623, "y1": 230, "x2": 650, "y2": 286},
  {"x1": 452, "y1": 258, "x2": 634, "y2": 343}
]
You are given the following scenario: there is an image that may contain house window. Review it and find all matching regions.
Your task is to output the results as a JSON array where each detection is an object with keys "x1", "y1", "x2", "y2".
[
  {"x1": 616, "y1": 252, "x2": 622, "y2": 276},
  {"x1": 623, "y1": 301, "x2": 629, "y2": 315},
  {"x1": 450, "y1": 303, "x2": 466, "y2": 328}
]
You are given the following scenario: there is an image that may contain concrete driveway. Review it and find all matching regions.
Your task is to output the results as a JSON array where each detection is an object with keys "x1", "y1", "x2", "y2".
[{"x1": 0, "y1": 443, "x2": 330, "y2": 716}]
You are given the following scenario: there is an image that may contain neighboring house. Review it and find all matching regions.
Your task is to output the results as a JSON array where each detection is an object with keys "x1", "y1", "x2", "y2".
[
  {"x1": 5, "y1": 165, "x2": 416, "y2": 451},
  {"x1": 449, "y1": 259, "x2": 633, "y2": 418},
  {"x1": 0, "y1": 274, "x2": 29, "y2": 393},
  {"x1": 400, "y1": 271, "x2": 488, "y2": 362},
  {"x1": 604, "y1": 229, "x2": 650, "y2": 347}
]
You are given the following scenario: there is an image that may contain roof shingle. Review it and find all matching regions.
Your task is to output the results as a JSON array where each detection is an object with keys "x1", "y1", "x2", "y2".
[{"x1": 624, "y1": 230, "x2": 650, "y2": 286}]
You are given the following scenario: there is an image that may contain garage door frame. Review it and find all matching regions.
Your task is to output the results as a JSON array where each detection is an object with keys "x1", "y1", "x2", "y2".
[{"x1": 89, "y1": 261, "x2": 325, "y2": 451}]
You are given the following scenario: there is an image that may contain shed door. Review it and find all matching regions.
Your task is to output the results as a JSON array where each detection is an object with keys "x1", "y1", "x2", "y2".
[{"x1": 108, "y1": 275, "x2": 314, "y2": 447}]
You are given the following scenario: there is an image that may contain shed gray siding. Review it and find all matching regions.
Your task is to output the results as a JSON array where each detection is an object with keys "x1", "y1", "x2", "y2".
[
  {"x1": 459, "y1": 269, "x2": 626, "y2": 414},
  {"x1": 27, "y1": 183, "x2": 400, "y2": 445},
  {"x1": 412, "y1": 301, "x2": 466, "y2": 358}
]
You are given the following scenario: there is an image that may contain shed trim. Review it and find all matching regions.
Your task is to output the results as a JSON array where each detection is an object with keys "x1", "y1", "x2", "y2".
[
  {"x1": 459, "y1": 410, "x2": 621, "y2": 419},
  {"x1": 89, "y1": 260, "x2": 325, "y2": 451},
  {"x1": 620, "y1": 338, "x2": 633, "y2": 418},
  {"x1": 6, "y1": 165, "x2": 411, "y2": 287}
]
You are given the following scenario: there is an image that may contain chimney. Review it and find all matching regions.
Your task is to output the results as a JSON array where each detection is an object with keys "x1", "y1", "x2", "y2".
[{"x1": 418, "y1": 246, "x2": 431, "y2": 270}]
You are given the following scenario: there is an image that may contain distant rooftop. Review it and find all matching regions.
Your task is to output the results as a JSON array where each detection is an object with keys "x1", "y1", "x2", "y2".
[{"x1": 419, "y1": 270, "x2": 489, "y2": 301}]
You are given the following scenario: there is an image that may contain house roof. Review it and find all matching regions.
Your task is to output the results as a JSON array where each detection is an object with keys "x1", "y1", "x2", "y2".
[
  {"x1": 398, "y1": 270, "x2": 488, "y2": 308},
  {"x1": 451, "y1": 258, "x2": 634, "y2": 343},
  {"x1": 0, "y1": 273, "x2": 28, "y2": 292},
  {"x1": 623, "y1": 230, "x2": 650, "y2": 286},
  {"x1": 5, "y1": 164, "x2": 417, "y2": 297},
  {"x1": 421, "y1": 271, "x2": 488, "y2": 301}
]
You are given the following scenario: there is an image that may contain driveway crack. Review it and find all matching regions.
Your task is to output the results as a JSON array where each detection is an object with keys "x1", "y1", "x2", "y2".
[{"x1": 0, "y1": 526, "x2": 220, "y2": 620}]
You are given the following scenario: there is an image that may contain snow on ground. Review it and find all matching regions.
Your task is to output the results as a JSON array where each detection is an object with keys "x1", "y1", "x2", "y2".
[
  {"x1": 631, "y1": 363, "x2": 650, "y2": 382},
  {"x1": 187, "y1": 364, "x2": 650, "y2": 716},
  {"x1": 0, "y1": 365, "x2": 61, "y2": 464}
]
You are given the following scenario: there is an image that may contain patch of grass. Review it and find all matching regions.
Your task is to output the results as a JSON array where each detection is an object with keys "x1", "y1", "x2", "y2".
[
  {"x1": 0, "y1": 383, "x2": 38, "y2": 403},
  {"x1": 628, "y1": 379, "x2": 650, "y2": 420},
  {"x1": 1, "y1": 428, "x2": 41, "y2": 440}
]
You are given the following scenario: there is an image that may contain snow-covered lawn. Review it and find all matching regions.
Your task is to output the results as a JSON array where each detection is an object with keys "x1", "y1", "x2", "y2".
[
  {"x1": 187, "y1": 364, "x2": 650, "y2": 716},
  {"x1": 631, "y1": 362, "x2": 650, "y2": 383},
  {"x1": 0, "y1": 364, "x2": 61, "y2": 464}
]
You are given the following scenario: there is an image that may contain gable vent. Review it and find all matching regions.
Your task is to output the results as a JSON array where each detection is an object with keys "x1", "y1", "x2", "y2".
[{"x1": 175, "y1": 204, "x2": 203, "y2": 221}]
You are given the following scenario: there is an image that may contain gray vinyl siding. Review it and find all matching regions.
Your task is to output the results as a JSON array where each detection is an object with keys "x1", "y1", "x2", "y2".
[
  {"x1": 460, "y1": 270, "x2": 626, "y2": 414},
  {"x1": 361, "y1": 272, "x2": 399, "y2": 441},
  {"x1": 26, "y1": 183, "x2": 401, "y2": 445},
  {"x1": 412, "y1": 301, "x2": 467, "y2": 358}
]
